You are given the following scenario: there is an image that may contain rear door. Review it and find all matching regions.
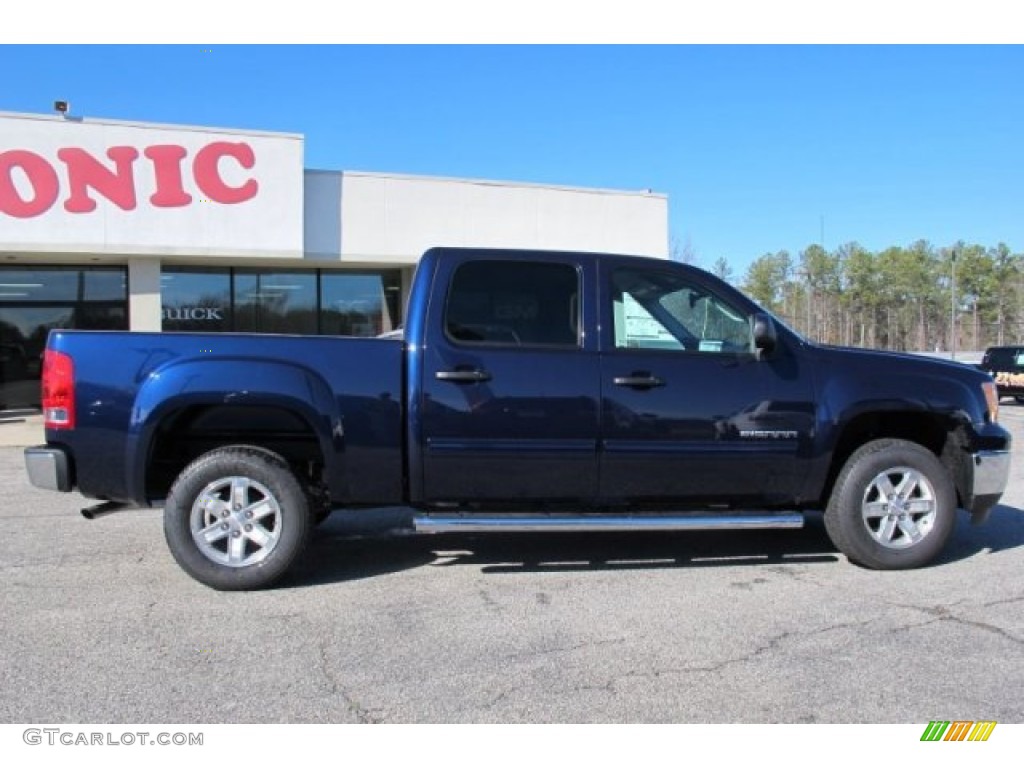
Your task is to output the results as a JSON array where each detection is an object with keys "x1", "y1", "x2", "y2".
[{"x1": 419, "y1": 253, "x2": 600, "y2": 504}]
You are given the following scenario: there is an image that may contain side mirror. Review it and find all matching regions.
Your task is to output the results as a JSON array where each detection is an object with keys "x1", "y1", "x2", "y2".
[{"x1": 751, "y1": 313, "x2": 777, "y2": 358}]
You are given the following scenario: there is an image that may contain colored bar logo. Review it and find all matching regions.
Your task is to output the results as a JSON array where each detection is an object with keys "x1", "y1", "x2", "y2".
[{"x1": 921, "y1": 721, "x2": 997, "y2": 741}]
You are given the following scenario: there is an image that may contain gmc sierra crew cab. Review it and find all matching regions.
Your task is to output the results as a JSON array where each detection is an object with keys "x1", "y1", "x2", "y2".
[{"x1": 24, "y1": 247, "x2": 1012, "y2": 589}]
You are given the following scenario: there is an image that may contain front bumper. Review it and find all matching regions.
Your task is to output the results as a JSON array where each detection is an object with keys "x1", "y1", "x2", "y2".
[
  {"x1": 24, "y1": 446, "x2": 72, "y2": 493},
  {"x1": 968, "y1": 449, "x2": 1011, "y2": 520}
]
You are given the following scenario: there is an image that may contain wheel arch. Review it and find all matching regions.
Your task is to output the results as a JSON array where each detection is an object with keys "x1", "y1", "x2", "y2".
[
  {"x1": 124, "y1": 358, "x2": 344, "y2": 505},
  {"x1": 141, "y1": 402, "x2": 339, "y2": 505},
  {"x1": 822, "y1": 410, "x2": 970, "y2": 511}
]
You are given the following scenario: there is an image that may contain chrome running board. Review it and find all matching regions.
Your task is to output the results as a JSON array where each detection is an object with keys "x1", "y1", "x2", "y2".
[{"x1": 412, "y1": 512, "x2": 804, "y2": 534}]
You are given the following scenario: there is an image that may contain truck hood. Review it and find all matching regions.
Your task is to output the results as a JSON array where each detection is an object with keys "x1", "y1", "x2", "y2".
[
  {"x1": 800, "y1": 342, "x2": 996, "y2": 426},
  {"x1": 810, "y1": 344, "x2": 990, "y2": 382}
]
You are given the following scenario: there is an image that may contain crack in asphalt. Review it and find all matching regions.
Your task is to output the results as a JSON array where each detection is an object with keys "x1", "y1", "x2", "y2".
[
  {"x1": 886, "y1": 602, "x2": 1023, "y2": 645},
  {"x1": 315, "y1": 638, "x2": 384, "y2": 724},
  {"x1": 568, "y1": 679, "x2": 618, "y2": 696},
  {"x1": 484, "y1": 685, "x2": 521, "y2": 710},
  {"x1": 980, "y1": 594, "x2": 1024, "y2": 609},
  {"x1": 602, "y1": 619, "x2": 877, "y2": 692},
  {"x1": 506, "y1": 636, "x2": 628, "y2": 662},
  {"x1": 478, "y1": 587, "x2": 503, "y2": 614}
]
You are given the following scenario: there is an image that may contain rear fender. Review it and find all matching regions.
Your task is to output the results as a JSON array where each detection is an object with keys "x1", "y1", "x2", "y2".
[{"x1": 125, "y1": 358, "x2": 343, "y2": 504}]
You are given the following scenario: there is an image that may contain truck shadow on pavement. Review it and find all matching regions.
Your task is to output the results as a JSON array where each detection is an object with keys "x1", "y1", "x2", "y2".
[
  {"x1": 938, "y1": 503, "x2": 1024, "y2": 563},
  {"x1": 289, "y1": 504, "x2": 1024, "y2": 588},
  {"x1": 289, "y1": 515, "x2": 843, "y2": 587}
]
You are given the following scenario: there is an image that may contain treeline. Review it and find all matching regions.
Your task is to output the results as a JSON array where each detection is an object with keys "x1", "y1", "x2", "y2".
[{"x1": 732, "y1": 241, "x2": 1021, "y2": 352}]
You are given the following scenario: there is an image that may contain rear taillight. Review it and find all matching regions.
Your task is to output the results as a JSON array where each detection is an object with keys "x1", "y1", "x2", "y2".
[{"x1": 42, "y1": 349, "x2": 75, "y2": 429}]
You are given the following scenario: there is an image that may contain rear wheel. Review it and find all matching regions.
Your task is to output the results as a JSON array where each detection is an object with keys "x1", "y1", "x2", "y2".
[
  {"x1": 824, "y1": 439, "x2": 957, "y2": 570},
  {"x1": 163, "y1": 446, "x2": 313, "y2": 590}
]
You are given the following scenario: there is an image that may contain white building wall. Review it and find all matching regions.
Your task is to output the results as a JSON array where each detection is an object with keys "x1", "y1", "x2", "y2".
[
  {"x1": 2, "y1": 111, "x2": 668, "y2": 269},
  {"x1": 302, "y1": 170, "x2": 343, "y2": 261},
  {"x1": 302, "y1": 171, "x2": 668, "y2": 264}
]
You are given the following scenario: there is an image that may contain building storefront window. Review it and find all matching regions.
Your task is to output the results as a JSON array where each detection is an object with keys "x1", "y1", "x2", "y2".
[
  {"x1": 0, "y1": 266, "x2": 128, "y2": 410},
  {"x1": 235, "y1": 271, "x2": 318, "y2": 335},
  {"x1": 160, "y1": 268, "x2": 232, "y2": 332},
  {"x1": 160, "y1": 267, "x2": 402, "y2": 336},
  {"x1": 321, "y1": 272, "x2": 401, "y2": 336}
]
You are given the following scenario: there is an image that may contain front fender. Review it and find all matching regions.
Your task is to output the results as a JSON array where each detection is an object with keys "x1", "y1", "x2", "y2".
[
  {"x1": 801, "y1": 367, "x2": 986, "y2": 504},
  {"x1": 820, "y1": 370, "x2": 982, "y2": 431}
]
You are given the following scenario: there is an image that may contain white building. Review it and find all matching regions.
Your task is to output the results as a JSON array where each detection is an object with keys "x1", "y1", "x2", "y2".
[{"x1": 0, "y1": 110, "x2": 668, "y2": 408}]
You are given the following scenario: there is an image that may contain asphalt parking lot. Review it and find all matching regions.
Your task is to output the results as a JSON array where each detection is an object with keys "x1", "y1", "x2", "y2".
[{"x1": 1, "y1": 412, "x2": 1023, "y2": 724}]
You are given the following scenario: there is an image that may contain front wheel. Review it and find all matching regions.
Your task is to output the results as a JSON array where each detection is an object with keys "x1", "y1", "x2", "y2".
[
  {"x1": 824, "y1": 439, "x2": 957, "y2": 570},
  {"x1": 163, "y1": 446, "x2": 313, "y2": 590}
]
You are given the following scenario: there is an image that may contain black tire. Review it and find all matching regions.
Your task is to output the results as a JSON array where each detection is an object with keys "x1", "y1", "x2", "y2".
[
  {"x1": 163, "y1": 445, "x2": 313, "y2": 590},
  {"x1": 1014, "y1": 396, "x2": 1024, "y2": 405},
  {"x1": 824, "y1": 438, "x2": 957, "y2": 570}
]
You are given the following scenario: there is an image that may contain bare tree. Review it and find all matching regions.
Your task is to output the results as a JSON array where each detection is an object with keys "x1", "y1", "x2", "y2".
[
  {"x1": 670, "y1": 234, "x2": 698, "y2": 265},
  {"x1": 711, "y1": 256, "x2": 734, "y2": 284}
]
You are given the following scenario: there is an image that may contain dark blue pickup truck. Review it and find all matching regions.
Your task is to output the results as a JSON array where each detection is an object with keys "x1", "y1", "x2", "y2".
[{"x1": 25, "y1": 247, "x2": 1012, "y2": 589}]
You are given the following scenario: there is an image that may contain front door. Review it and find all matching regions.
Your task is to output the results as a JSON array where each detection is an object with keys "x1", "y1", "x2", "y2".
[{"x1": 599, "y1": 263, "x2": 815, "y2": 507}]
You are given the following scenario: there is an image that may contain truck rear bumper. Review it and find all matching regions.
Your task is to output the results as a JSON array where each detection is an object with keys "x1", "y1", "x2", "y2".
[
  {"x1": 24, "y1": 446, "x2": 72, "y2": 493},
  {"x1": 968, "y1": 449, "x2": 1011, "y2": 521}
]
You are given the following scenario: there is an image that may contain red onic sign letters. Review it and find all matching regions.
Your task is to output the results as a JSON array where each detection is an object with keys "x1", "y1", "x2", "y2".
[{"x1": 0, "y1": 141, "x2": 259, "y2": 218}]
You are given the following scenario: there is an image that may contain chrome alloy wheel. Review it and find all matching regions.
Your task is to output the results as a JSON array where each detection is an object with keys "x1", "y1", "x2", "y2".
[
  {"x1": 190, "y1": 476, "x2": 282, "y2": 567},
  {"x1": 860, "y1": 466, "x2": 937, "y2": 550}
]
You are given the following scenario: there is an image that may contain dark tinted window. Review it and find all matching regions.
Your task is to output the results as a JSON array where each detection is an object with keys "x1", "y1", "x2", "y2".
[
  {"x1": 0, "y1": 266, "x2": 127, "y2": 410},
  {"x1": 321, "y1": 271, "x2": 402, "y2": 336},
  {"x1": 983, "y1": 348, "x2": 1023, "y2": 369},
  {"x1": 445, "y1": 261, "x2": 580, "y2": 347},
  {"x1": 161, "y1": 268, "x2": 232, "y2": 332},
  {"x1": 234, "y1": 271, "x2": 318, "y2": 335},
  {"x1": 0, "y1": 267, "x2": 126, "y2": 302}
]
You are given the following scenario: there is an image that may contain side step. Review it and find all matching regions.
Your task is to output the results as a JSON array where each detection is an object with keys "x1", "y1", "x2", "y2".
[{"x1": 413, "y1": 512, "x2": 804, "y2": 534}]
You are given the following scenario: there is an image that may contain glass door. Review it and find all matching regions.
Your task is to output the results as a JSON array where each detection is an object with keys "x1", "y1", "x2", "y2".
[{"x1": 0, "y1": 266, "x2": 127, "y2": 410}]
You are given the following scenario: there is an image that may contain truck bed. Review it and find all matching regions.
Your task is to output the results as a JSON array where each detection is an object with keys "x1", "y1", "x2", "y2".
[{"x1": 43, "y1": 330, "x2": 405, "y2": 506}]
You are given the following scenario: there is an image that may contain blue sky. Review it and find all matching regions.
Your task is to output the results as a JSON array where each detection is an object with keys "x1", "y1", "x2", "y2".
[{"x1": 1, "y1": 44, "x2": 1020, "y2": 277}]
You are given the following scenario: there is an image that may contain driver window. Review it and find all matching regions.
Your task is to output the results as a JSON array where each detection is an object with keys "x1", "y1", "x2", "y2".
[{"x1": 611, "y1": 268, "x2": 752, "y2": 353}]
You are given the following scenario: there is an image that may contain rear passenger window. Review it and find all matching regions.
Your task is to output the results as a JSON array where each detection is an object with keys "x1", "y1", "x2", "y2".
[{"x1": 445, "y1": 261, "x2": 580, "y2": 347}]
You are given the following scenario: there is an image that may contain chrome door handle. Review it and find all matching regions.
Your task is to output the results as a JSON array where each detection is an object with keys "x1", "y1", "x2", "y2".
[
  {"x1": 436, "y1": 369, "x2": 492, "y2": 383},
  {"x1": 613, "y1": 375, "x2": 665, "y2": 388}
]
